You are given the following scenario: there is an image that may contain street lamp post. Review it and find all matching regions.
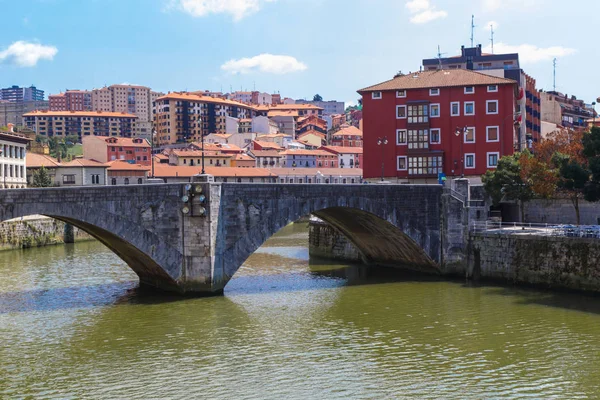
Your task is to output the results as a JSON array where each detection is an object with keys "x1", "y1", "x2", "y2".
[
  {"x1": 201, "y1": 132, "x2": 206, "y2": 175},
  {"x1": 454, "y1": 127, "x2": 467, "y2": 178},
  {"x1": 151, "y1": 128, "x2": 155, "y2": 178},
  {"x1": 377, "y1": 136, "x2": 388, "y2": 182}
]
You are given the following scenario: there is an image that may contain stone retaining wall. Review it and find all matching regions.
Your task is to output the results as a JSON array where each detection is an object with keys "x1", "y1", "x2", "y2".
[
  {"x1": 524, "y1": 199, "x2": 600, "y2": 225},
  {"x1": 468, "y1": 233, "x2": 600, "y2": 292},
  {"x1": 308, "y1": 219, "x2": 362, "y2": 263},
  {"x1": 0, "y1": 217, "x2": 93, "y2": 251}
]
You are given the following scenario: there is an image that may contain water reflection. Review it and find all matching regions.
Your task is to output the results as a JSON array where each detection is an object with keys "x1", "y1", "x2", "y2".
[{"x1": 1, "y1": 223, "x2": 600, "y2": 398}]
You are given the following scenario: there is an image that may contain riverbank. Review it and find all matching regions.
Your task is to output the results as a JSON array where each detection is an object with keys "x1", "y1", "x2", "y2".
[{"x1": 0, "y1": 216, "x2": 93, "y2": 251}]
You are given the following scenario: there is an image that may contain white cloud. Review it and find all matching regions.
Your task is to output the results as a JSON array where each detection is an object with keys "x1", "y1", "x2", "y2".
[
  {"x1": 170, "y1": 0, "x2": 277, "y2": 21},
  {"x1": 483, "y1": 0, "x2": 540, "y2": 12},
  {"x1": 405, "y1": 0, "x2": 447, "y2": 24},
  {"x1": 221, "y1": 54, "x2": 307, "y2": 74},
  {"x1": 483, "y1": 42, "x2": 576, "y2": 64},
  {"x1": 0, "y1": 41, "x2": 57, "y2": 67}
]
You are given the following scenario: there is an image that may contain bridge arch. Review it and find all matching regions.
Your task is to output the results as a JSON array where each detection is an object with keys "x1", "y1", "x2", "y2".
[
  {"x1": 213, "y1": 184, "x2": 443, "y2": 290},
  {"x1": 0, "y1": 203, "x2": 184, "y2": 293}
]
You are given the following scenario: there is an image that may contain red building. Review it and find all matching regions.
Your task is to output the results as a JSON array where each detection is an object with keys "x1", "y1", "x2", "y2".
[
  {"x1": 49, "y1": 90, "x2": 92, "y2": 111},
  {"x1": 358, "y1": 69, "x2": 517, "y2": 182},
  {"x1": 82, "y1": 136, "x2": 151, "y2": 166},
  {"x1": 330, "y1": 125, "x2": 363, "y2": 147}
]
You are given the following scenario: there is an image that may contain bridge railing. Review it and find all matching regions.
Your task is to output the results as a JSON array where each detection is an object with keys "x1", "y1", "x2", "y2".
[{"x1": 471, "y1": 221, "x2": 600, "y2": 239}]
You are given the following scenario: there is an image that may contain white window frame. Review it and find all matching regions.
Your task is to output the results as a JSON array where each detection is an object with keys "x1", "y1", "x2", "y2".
[
  {"x1": 429, "y1": 88, "x2": 440, "y2": 96},
  {"x1": 430, "y1": 128, "x2": 441, "y2": 144},
  {"x1": 464, "y1": 101, "x2": 475, "y2": 116},
  {"x1": 488, "y1": 85, "x2": 498, "y2": 93},
  {"x1": 487, "y1": 152, "x2": 500, "y2": 168},
  {"x1": 486, "y1": 125, "x2": 500, "y2": 143},
  {"x1": 397, "y1": 156, "x2": 407, "y2": 171},
  {"x1": 430, "y1": 103, "x2": 441, "y2": 118},
  {"x1": 450, "y1": 101, "x2": 460, "y2": 117},
  {"x1": 486, "y1": 100, "x2": 499, "y2": 115},
  {"x1": 396, "y1": 129, "x2": 407, "y2": 145},
  {"x1": 464, "y1": 127, "x2": 476, "y2": 143},
  {"x1": 372, "y1": 91, "x2": 382, "y2": 99},
  {"x1": 396, "y1": 90, "x2": 407, "y2": 98},
  {"x1": 464, "y1": 153, "x2": 476, "y2": 169},
  {"x1": 396, "y1": 105, "x2": 407, "y2": 119},
  {"x1": 464, "y1": 86, "x2": 475, "y2": 94}
]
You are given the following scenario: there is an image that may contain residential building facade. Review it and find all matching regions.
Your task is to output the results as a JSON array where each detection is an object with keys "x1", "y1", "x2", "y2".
[
  {"x1": 24, "y1": 110, "x2": 138, "y2": 139},
  {"x1": 541, "y1": 91, "x2": 596, "y2": 129},
  {"x1": 322, "y1": 146, "x2": 363, "y2": 168},
  {"x1": 1, "y1": 85, "x2": 44, "y2": 102},
  {"x1": 296, "y1": 99, "x2": 345, "y2": 116},
  {"x1": 49, "y1": 90, "x2": 92, "y2": 111},
  {"x1": 0, "y1": 130, "x2": 30, "y2": 188},
  {"x1": 330, "y1": 125, "x2": 363, "y2": 147},
  {"x1": 0, "y1": 100, "x2": 49, "y2": 127},
  {"x1": 83, "y1": 136, "x2": 151, "y2": 165},
  {"x1": 358, "y1": 69, "x2": 517, "y2": 182}
]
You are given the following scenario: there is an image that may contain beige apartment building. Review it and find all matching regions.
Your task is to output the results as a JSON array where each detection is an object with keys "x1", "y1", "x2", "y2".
[
  {"x1": 154, "y1": 93, "x2": 256, "y2": 146},
  {"x1": 23, "y1": 110, "x2": 137, "y2": 140},
  {"x1": 0, "y1": 130, "x2": 30, "y2": 188}
]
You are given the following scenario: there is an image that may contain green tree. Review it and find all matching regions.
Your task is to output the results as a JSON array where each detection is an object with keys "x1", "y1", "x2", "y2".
[
  {"x1": 313, "y1": 94, "x2": 323, "y2": 102},
  {"x1": 482, "y1": 152, "x2": 535, "y2": 222},
  {"x1": 31, "y1": 166, "x2": 53, "y2": 188},
  {"x1": 583, "y1": 126, "x2": 600, "y2": 203},
  {"x1": 552, "y1": 153, "x2": 589, "y2": 225}
]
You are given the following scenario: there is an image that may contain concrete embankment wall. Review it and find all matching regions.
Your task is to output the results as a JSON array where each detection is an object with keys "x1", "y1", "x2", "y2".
[
  {"x1": 468, "y1": 233, "x2": 600, "y2": 292},
  {"x1": 524, "y1": 199, "x2": 600, "y2": 225},
  {"x1": 0, "y1": 217, "x2": 93, "y2": 251}
]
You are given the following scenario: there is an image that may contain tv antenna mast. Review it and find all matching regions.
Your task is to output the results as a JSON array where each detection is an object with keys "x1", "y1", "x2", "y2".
[
  {"x1": 470, "y1": 15, "x2": 476, "y2": 47},
  {"x1": 437, "y1": 45, "x2": 447, "y2": 69},
  {"x1": 553, "y1": 58, "x2": 557, "y2": 91},
  {"x1": 490, "y1": 23, "x2": 495, "y2": 54}
]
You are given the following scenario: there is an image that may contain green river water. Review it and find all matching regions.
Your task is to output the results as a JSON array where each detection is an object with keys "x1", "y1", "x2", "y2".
[{"x1": 1, "y1": 223, "x2": 600, "y2": 399}]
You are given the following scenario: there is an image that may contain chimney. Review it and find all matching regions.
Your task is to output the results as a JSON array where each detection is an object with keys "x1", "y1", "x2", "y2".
[{"x1": 7, "y1": 123, "x2": 14, "y2": 133}]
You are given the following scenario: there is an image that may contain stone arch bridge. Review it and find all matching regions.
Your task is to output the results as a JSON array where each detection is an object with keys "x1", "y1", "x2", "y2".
[{"x1": 0, "y1": 183, "x2": 468, "y2": 295}]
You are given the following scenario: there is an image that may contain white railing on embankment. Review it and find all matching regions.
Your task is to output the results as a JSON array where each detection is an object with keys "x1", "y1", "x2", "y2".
[{"x1": 470, "y1": 221, "x2": 600, "y2": 239}]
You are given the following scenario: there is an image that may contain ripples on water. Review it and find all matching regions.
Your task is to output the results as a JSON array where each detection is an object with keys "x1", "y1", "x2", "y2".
[{"x1": 1, "y1": 223, "x2": 600, "y2": 399}]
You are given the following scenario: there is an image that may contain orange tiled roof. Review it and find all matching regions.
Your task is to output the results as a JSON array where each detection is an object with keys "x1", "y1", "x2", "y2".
[
  {"x1": 233, "y1": 154, "x2": 255, "y2": 161},
  {"x1": 321, "y1": 146, "x2": 363, "y2": 154},
  {"x1": 23, "y1": 110, "x2": 137, "y2": 118},
  {"x1": 267, "y1": 110, "x2": 299, "y2": 118},
  {"x1": 62, "y1": 158, "x2": 108, "y2": 167},
  {"x1": 332, "y1": 125, "x2": 362, "y2": 137},
  {"x1": 155, "y1": 92, "x2": 256, "y2": 110},
  {"x1": 253, "y1": 140, "x2": 284, "y2": 150},
  {"x1": 26, "y1": 153, "x2": 61, "y2": 168},
  {"x1": 106, "y1": 161, "x2": 151, "y2": 171},
  {"x1": 298, "y1": 130, "x2": 326, "y2": 139},
  {"x1": 358, "y1": 69, "x2": 517, "y2": 92}
]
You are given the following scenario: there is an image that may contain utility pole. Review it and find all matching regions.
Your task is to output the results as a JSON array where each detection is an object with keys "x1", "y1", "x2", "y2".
[{"x1": 437, "y1": 45, "x2": 446, "y2": 70}]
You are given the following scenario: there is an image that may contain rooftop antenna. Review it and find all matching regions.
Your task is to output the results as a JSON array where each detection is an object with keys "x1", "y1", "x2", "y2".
[
  {"x1": 437, "y1": 45, "x2": 447, "y2": 70},
  {"x1": 553, "y1": 58, "x2": 557, "y2": 91},
  {"x1": 470, "y1": 15, "x2": 476, "y2": 47},
  {"x1": 490, "y1": 23, "x2": 494, "y2": 54},
  {"x1": 253, "y1": 81, "x2": 256, "y2": 91}
]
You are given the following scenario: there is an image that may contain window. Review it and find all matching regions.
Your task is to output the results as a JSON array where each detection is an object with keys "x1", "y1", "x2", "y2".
[
  {"x1": 487, "y1": 152, "x2": 499, "y2": 168},
  {"x1": 372, "y1": 91, "x2": 382, "y2": 99},
  {"x1": 430, "y1": 104, "x2": 440, "y2": 118},
  {"x1": 408, "y1": 156, "x2": 443, "y2": 176},
  {"x1": 396, "y1": 129, "x2": 407, "y2": 145},
  {"x1": 464, "y1": 101, "x2": 475, "y2": 115},
  {"x1": 429, "y1": 88, "x2": 440, "y2": 96},
  {"x1": 396, "y1": 105, "x2": 407, "y2": 119},
  {"x1": 430, "y1": 128, "x2": 441, "y2": 144},
  {"x1": 138, "y1": 178, "x2": 143, "y2": 184},
  {"x1": 124, "y1": 178, "x2": 129, "y2": 185},
  {"x1": 408, "y1": 129, "x2": 429, "y2": 149},
  {"x1": 464, "y1": 127, "x2": 475, "y2": 143},
  {"x1": 407, "y1": 104, "x2": 429, "y2": 123},
  {"x1": 486, "y1": 100, "x2": 498, "y2": 115},
  {"x1": 486, "y1": 126, "x2": 499, "y2": 142},
  {"x1": 396, "y1": 90, "x2": 406, "y2": 98},
  {"x1": 62, "y1": 175, "x2": 76, "y2": 185},
  {"x1": 397, "y1": 156, "x2": 407, "y2": 171},
  {"x1": 488, "y1": 85, "x2": 498, "y2": 92},
  {"x1": 464, "y1": 86, "x2": 475, "y2": 94},
  {"x1": 111, "y1": 178, "x2": 117, "y2": 185},
  {"x1": 451, "y1": 102, "x2": 460, "y2": 116},
  {"x1": 465, "y1": 153, "x2": 475, "y2": 169}
]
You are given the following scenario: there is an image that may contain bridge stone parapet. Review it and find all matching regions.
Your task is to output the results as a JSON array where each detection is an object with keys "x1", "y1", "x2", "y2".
[{"x1": 0, "y1": 183, "x2": 469, "y2": 295}]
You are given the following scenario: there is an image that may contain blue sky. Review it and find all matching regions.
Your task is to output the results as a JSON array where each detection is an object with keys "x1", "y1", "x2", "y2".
[{"x1": 0, "y1": 0, "x2": 598, "y2": 108}]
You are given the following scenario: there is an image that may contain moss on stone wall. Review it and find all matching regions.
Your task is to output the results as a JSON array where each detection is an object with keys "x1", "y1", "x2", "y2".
[{"x1": 0, "y1": 218, "x2": 94, "y2": 251}]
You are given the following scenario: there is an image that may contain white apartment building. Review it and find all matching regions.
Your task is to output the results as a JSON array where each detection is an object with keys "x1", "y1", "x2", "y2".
[{"x1": 0, "y1": 131, "x2": 30, "y2": 188}]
